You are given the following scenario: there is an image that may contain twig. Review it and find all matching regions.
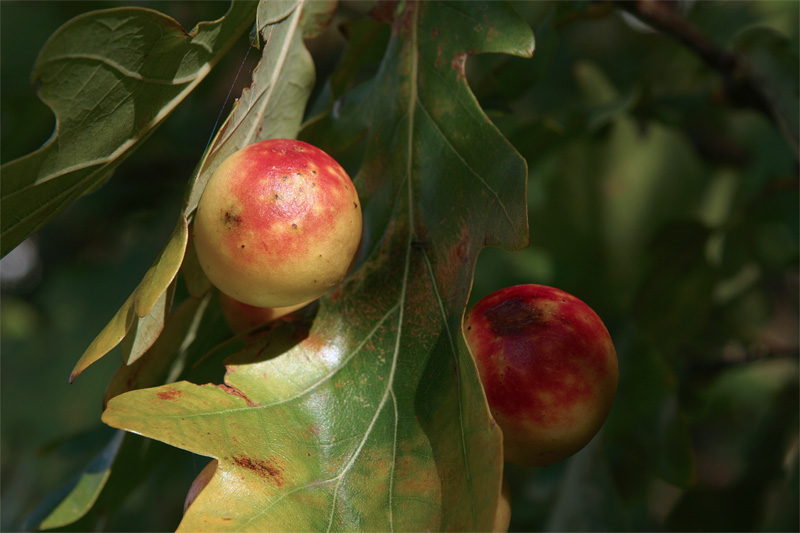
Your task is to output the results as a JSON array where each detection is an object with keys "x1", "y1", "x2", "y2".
[{"x1": 614, "y1": 0, "x2": 775, "y2": 121}]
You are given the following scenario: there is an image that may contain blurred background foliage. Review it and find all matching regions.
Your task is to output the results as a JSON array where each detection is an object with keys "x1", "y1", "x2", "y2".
[{"x1": 1, "y1": 1, "x2": 797, "y2": 531}]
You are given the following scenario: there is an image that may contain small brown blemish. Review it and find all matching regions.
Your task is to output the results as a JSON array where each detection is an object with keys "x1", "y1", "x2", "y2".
[
  {"x1": 223, "y1": 211, "x2": 242, "y2": 228},
  {"x1": 232, "y1": 455, "x2": 284, "y2": 486},
  {"x1": 274, "y1": 194, "x2": 280, "y2": 200},
  {"x1": 485, "y1": 297, "x2": 544, "y2": 336},
  {"x1": 240, "y1": 244, "x2": 245, "y2": 249},
  {"x1": 311, "y1": 170, "x2": 317, "y2": 175},
  {"x1": 353, "y1": 202, "x2": 358, "y2": 208},
  {"x1": 292, "y1": 223, "x2": 298, "y2": 229},
  {"x1": 217, "y1": 384, "x2": 260, "y2": 407},
  {"x1": 156, "y1": 389, "x2": 181, "y2": 400},
  {"x1": 452, "y1": 52, "x2": 469, "y2": 81},
  {"x1": 282, "y1": 175, "x2": 288, "y2": 181}
]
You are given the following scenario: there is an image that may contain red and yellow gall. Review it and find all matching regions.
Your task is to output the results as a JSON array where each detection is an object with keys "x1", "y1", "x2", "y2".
[
  {"x1": 193, "y1": 139, "x2": 362, "y2": 308},
  {"x1": 464, "y1": 284, "x2": 618, "y2": 467}
]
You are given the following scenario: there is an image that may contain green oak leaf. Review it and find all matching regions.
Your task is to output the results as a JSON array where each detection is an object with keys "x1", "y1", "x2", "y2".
[
  {"x1": 183, "y1": 0, "x2": 325, "y2": 215},
  {"x1": 70, "y1": 293, "x2": 136, "y2": 383},
  {"x1": 24, "y1": 431, "x2": 125, "y2": 531},
  {"x1": 104, "y1": 1, "x2": 533, "y2": 530},
  {"x1": 70, "y1": 216, "x2": 187, "y2": 381},
  {"x1": 0, "y1": 1, "x2": 257, "y2": 258},
  {"x1": 134, "y1": 215, "x2": 188, "y2": 318},
  {"x1": 71, "y1": 0, "x2": 331, "y2": 379},
  {"x1": 104, "y1": 294, "x2": 206, "y2": 408}
]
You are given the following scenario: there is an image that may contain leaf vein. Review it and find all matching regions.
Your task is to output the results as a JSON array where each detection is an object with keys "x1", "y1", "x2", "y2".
[
  {"x1": 416, "y1": 99, "x2": 517, "y2": 233},
  {"x1": 38, "y1": 53, "x2": 201, "y2": 85}
]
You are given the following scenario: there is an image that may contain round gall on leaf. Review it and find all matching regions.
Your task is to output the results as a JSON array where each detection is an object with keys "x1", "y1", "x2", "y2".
[
  {"x1": 464, "y1": 284, "x2": 618, "y2": 467},
  {"x1": 193, "y1": 139, "x2": 362, "y2": 308}
]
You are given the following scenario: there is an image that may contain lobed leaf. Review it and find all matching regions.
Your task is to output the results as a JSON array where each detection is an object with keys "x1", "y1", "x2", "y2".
[
  {"x1": 104, "y1": 1, "x2": 534, "y2": 530},
  {"x1": 0, "y1": 1, "x2": 257, "y2": 258},
  {"x1": 69, "y1": 0, "x2": 327, "y2": 378}
]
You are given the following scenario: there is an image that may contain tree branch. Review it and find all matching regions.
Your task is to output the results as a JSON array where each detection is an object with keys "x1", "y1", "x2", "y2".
[{"x1": 614, "y1": 0, "x2": 775, "y2": 121}]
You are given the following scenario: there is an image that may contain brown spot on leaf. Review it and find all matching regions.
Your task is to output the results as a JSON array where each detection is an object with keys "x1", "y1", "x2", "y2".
[
  {"x1": 452, "y1": 52, "x2": 469, "y2": 81},
  {"x1": 485, "y1": 297, "x2": 544, "y2": 336},
  {"x1": 216, "y1": 384, "x2": 260, "y2": 407},
  {"x1": 156, "y1": 388, "x2": 182, "y2": 400},
  {"x1": 232, "y1": 455, "x2": 284, "y2": 486}
]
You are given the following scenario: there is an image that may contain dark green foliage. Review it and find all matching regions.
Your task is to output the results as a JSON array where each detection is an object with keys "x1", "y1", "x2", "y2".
[{"x1": 1, "y1": 1, "x2": 797, "y2": 531}]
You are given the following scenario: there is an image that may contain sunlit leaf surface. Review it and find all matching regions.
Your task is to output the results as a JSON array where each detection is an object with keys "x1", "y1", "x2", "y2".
[
  {"x1": 71, "y1": 294, "x2": 136, "y2": 383},
  {"x1": 70, "y1": 216, "x2": 186, "y2": 378},
  {"x1": 104, "y1": 1, "x2": 534, "y2": 530}
]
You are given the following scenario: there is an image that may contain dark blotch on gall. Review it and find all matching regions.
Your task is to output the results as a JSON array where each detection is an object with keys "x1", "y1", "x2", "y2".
[
  {"x1": 223, "y1": 211, "x2": 242, "y2": 228},
  {"x1": 485, "y1": 296, "x2": 544, "y2": 336}
]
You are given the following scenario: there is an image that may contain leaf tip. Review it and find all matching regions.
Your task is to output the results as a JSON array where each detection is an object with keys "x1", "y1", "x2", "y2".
[{"x1": 69, "y1": 361, "x2": 86, "y2": 384}]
